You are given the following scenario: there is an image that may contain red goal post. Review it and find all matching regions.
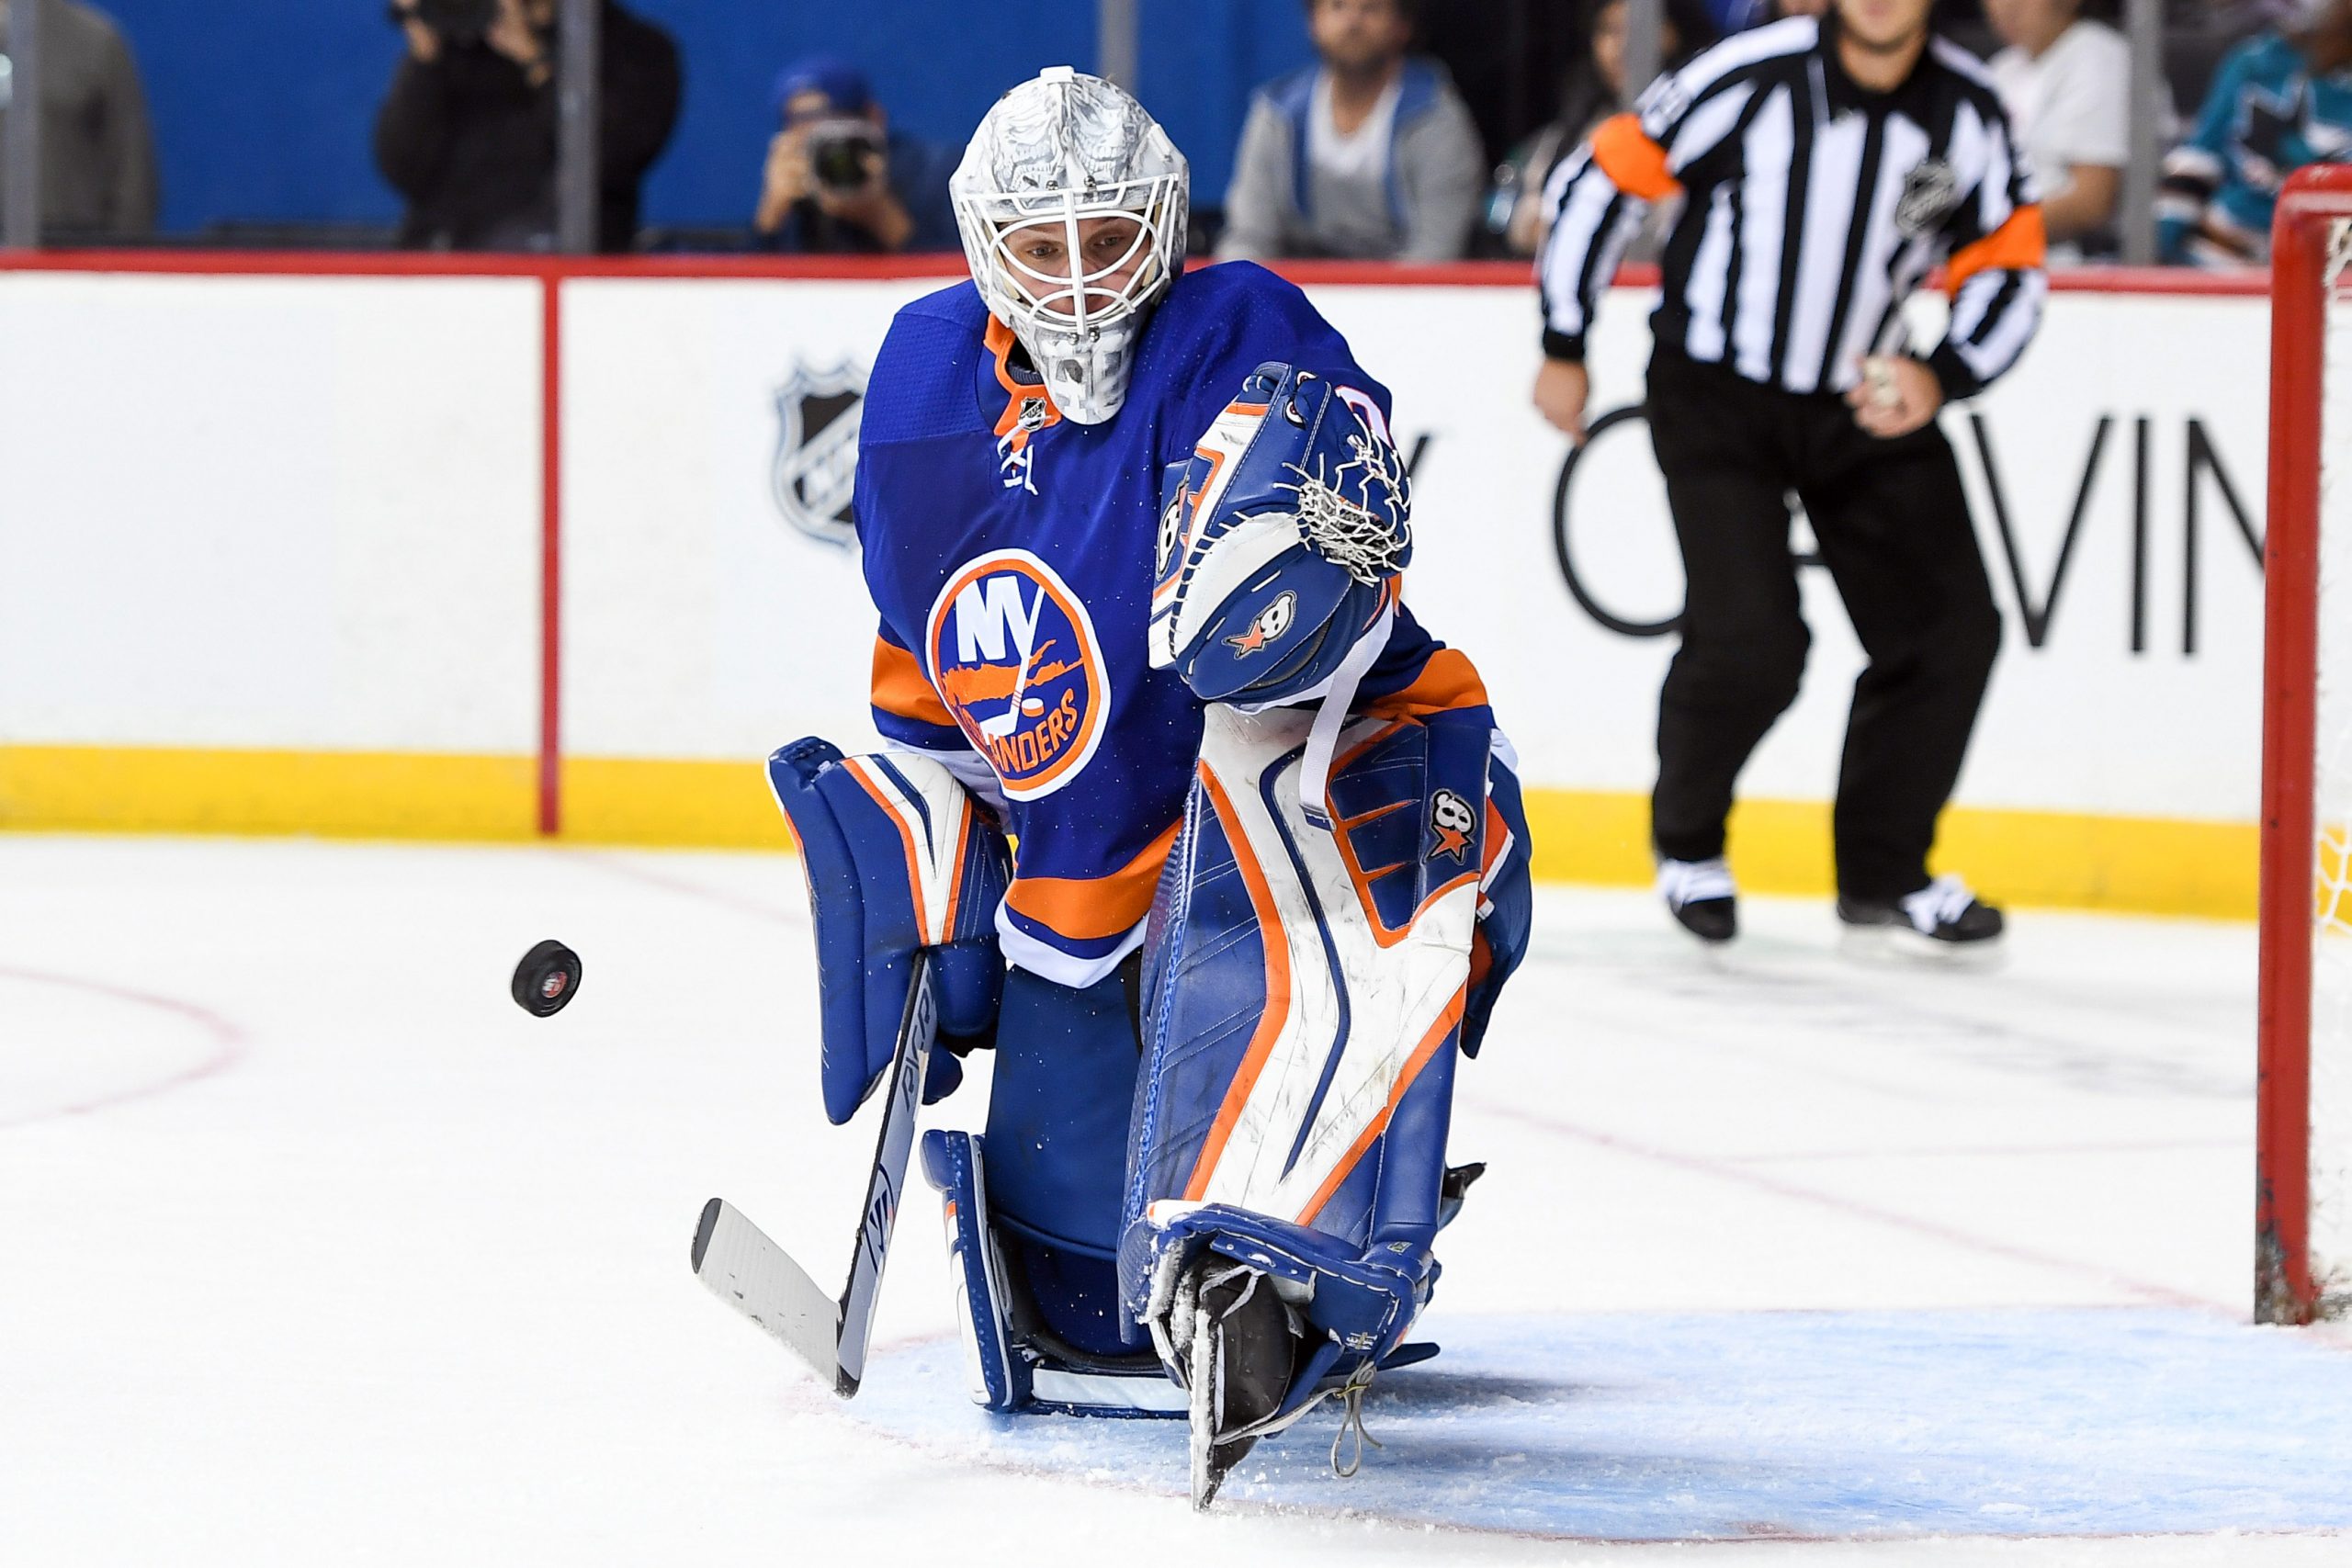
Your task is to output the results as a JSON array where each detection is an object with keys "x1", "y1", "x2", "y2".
[{"x1": 2259, "y1": 164, "x2": 2352, "y2": 1325}]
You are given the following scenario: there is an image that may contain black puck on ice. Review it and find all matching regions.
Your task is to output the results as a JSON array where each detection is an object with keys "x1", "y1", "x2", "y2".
[{"x1": 512, "y1": 940, "x2": 582, "y2": 1017}]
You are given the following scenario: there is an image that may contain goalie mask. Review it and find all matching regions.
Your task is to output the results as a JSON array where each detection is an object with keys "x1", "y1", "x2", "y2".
[{"x1": 951, "y1": 67, "x2": 1190, "y2": 426}]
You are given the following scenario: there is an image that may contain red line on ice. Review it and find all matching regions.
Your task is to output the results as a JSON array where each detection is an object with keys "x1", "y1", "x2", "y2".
[
  {"x1": 1468, "y1": 1095, "x2": 2232, "y2": 1315},
  {"x1": 0, "y1": 965, "x2": 248, "y2": 1134}
]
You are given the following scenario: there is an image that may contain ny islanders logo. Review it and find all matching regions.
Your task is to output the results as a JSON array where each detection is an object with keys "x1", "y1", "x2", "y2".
[{"x1": 924, "y1": 549, "x2": 1110, "y2": 798}]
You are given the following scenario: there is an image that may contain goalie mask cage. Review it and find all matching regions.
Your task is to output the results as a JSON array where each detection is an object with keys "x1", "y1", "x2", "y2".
[{"x1": 2259, "y1": 164, "x2": 2352, "y2": 1325}]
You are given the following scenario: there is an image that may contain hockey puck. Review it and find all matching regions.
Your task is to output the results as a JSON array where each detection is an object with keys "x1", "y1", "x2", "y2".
[{"x1": 511, "y1": 940, "x2": 582, "y2": 1017}]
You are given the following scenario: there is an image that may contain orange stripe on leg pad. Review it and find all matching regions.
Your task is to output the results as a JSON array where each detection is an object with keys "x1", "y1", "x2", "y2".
[
  {"x1": 1181, "y1": 767, "x2": 1294, "y2": 1202},
  {"x1": 1298, "y1": 985, "x2": 1468, "y2": 1226},
  {"x1": 1590, "y1": 114, "x2": 1682, "y2": 203},
  {"x1": 1946, "y1": 205, "x2": 2047, "y2": 294}
]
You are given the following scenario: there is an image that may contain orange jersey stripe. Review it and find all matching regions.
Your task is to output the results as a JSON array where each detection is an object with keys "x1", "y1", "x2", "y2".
[
  {"x1": 1590, "y1": 113, "x2": 1682, "y2": 204},
  {"x1": 1181, "y1": 767, "x2": 1293, "y2": 1202},
  {"x1": 985, "y1": 314, "x2": 1064, "y2": 442},
  {"x1": 872, "y1": 636, "x2": 956, "y2": 729},
  {"x1": 1002, "y1": 817, "x2": 1182, "y2": 942},
  {"x1": 1363, "y1": 647, "x2": 1490, "y2": 720},
  {"x1": 1946, "y1": 205, "x2": 2048, "y2": 295}
]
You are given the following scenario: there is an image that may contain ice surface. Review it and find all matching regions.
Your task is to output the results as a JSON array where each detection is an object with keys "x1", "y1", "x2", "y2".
[
  {"x1": 857, "y1": 1311, "x2": 2352, "y2": 1540},
  {"x1": 0, "y1": 834, "x2": 2344, "y2": 1567}
]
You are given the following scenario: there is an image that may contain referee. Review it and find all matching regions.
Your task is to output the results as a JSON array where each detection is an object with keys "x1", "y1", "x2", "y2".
[{"x1": 1532, "y1": 0, "x2": 2045, "y2": 953}]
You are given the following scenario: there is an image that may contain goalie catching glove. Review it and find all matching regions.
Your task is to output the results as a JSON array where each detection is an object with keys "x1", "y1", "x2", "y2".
[
  {"x1": 767, "y1": 738, "x2": 1012, "y2": 1124},
  {"x1": 1148, "y1": 357, "x2": 1410, "y2": 704},
  {"x1": 1150, "y1": 361, "x2": 1414, "y2": 826}
]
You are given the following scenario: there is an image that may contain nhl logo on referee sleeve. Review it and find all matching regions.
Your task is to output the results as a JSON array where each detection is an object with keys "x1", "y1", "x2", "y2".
[{"x1": 1894, "y1": 160, "x2": 1960, "y2": 238}]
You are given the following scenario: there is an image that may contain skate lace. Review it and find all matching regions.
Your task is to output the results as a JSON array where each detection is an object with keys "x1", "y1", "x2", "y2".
[
  {"x1": 1329, "y1": 1363, "x2": 1385, "y2": 1478},
  {"x1": 1901, "y1": 874, "x2": 1977, "y2": 933},
  {"x1": 1657, "y1": 856, "x2": 1735, "y2": 909}
]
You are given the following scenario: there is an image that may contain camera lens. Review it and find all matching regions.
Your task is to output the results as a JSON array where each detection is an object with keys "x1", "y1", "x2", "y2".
[{"x1": 808, "y1": 123, "x2": 880, "y2": 192}]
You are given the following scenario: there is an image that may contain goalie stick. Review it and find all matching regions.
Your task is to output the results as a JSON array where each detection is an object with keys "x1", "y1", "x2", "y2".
[{"x1": 691, "y1": 950, "x2": 938, "y2": 1396}]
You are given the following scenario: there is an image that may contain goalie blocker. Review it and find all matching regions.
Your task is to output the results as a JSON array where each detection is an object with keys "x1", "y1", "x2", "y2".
[{"x1": 766, "y1": 738, "x2": 1012, "y2": 1122}]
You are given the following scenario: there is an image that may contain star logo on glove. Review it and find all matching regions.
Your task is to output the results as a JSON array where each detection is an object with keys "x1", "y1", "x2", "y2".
[
  {"x1": 1427, "y1": 788, "x2": 1476, "y2": 863},
  {"x1": 1225, "y1": 591, "x2": 1295, "y2": 656}
]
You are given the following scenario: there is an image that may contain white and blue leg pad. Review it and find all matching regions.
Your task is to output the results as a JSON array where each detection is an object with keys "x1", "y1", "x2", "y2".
[
  {"x1": 1118, "y1": 702, "x2": 1490, "y2": 1395},
  {"x1": 768, "y1": 738, "x2": 1012, "y2": 1125}
]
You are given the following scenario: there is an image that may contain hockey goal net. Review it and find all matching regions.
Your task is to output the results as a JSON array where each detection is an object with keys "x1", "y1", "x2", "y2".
[{"x1": 2259, "y1": 164, "x2": 2352, "y2": 1325}]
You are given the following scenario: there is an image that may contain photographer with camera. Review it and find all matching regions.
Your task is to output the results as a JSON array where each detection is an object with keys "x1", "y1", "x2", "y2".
[
  {"x1": 751, "y1": 56, "x2": 957, "y2": 254},
  {"x1": 376, "y1": 0, "x2": 678, "y2": 252}
]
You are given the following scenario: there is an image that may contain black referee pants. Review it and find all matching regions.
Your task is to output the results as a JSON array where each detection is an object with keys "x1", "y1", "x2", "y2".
[{"x1": 1643, "y1": 348, "x2": 2002, "y2": 903}]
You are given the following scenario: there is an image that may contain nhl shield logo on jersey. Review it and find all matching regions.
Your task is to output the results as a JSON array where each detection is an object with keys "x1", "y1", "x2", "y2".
[
  {"x1": 770, "y1": 359, "x2": 868, "y2": 549},
  {"x1": 923, "y1": 549, "x2": 1111, "y2": 798},
  {"x1": 1894, "y1": 160, "x2": 1961, "y2": 238}
]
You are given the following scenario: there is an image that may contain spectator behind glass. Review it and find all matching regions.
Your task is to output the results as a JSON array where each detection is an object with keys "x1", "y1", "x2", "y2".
[
  {"x1": 1216, "y1": 0, "x2": 1487, "y2": 261},
  {"x1": 376, "y1": 0, "x2": 680, "y2": 252},
  {"x1": 0, "y1": 0, "x2": 157, "y2": 239},
  {"x1": 752, "y1": 56, "x2": 959, "y2": 254},
  {"x1": 1985, "y1": 0, "x2": 2133, "y2": 257},
  {"x1": 2160, "y1": 0, "x2": 2352, "y2": 264},
  {"x1": 1484, "y1": 0, "x2": 1715, "y2": 255}
]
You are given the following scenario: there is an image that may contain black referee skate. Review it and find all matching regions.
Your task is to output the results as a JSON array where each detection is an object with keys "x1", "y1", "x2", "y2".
[
  {"x1": 1838, "y1": 874, "x2": 2004, "y2": 957},
  {"x1": 1657, "y1": 855, "x2": 1737, "y2": 943},
  {"x1": 1177, "y1": 1260, "x2": 1301, "y2": 1510}
]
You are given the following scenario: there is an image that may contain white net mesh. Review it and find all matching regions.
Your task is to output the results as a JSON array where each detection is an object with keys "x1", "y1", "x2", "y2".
[
  {"x1": 1281, "y1": 437, "x2": 1415, "y2": 587},
  {"x1": 2312, "y1": 218, "x2": 2352, "y2": 1309}
]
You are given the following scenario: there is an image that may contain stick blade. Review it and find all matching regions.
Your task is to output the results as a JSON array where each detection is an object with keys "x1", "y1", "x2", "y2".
[{"x1": 692, "y1": 1197, "x2": 843, "y2": 1388}]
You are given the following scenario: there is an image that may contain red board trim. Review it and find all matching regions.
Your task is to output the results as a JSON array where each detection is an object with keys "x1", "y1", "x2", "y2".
[
  {"x1": 0, "y1": 247, "x2": 2275, "y2": 297},
  {"x1": 538, "y1": 278, "x2": 563, "y2": 837}
]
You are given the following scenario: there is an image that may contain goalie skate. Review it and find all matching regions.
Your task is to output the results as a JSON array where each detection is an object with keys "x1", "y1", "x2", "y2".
[{"x1": 1170, "y1": 1259, "x2": 1301, "y2": 1510}]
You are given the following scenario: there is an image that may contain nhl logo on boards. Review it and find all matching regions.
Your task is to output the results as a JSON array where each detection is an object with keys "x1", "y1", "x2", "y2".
[
  {"x1": 923, "y1": 549, "x2": 1110, "y2": 799},
  {"x1": 1428, "y1": 788, "x2": 1476, "y2": 863},
  {"x1": 770, "y1": 359, "x2": 869, "y2": 550},
  {"x1": 1894, "y1": 160, "x2": 1960, "y2": 238}
]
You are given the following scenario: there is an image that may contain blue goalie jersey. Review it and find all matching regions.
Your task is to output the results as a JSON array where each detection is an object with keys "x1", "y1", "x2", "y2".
[{"x1": 854, "y1": 261, "x2": 1498, "y2": 988}]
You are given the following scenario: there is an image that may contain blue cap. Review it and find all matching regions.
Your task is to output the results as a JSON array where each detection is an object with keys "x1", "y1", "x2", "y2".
[{"x1": 774, "y1": 55, "x2": 873, "y2": 118}]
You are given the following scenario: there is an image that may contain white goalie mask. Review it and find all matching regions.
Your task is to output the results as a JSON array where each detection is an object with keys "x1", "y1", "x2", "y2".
[{"x1": 951, "y1": 66, "x2": 1190, "y2": 426}]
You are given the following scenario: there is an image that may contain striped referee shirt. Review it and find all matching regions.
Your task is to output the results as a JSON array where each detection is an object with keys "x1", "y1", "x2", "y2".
[{"x1": 1537, "y1": 16, "x2": 2047, "y2": 400}]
